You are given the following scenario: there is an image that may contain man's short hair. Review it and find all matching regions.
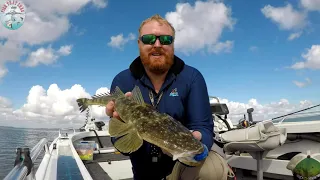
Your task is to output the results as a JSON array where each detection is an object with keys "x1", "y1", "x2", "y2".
[{"x1": 138, "y1": 14, "x2": 176, "y2": 37}]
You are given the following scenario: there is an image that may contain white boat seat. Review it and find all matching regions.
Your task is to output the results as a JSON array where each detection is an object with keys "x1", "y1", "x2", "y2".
[
  {"x1": 217, "y1": 120, "x2": 288, "y2": 180},
  {"x1": 219, "y1": 120, "x2": 287, "y2": 153}
]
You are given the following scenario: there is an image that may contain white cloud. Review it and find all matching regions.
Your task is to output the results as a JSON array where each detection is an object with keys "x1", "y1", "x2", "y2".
[
  {"x1": 261, "y1": 3, "x2": 308, "y2": 41},
  {"x1": 165, "y1": 1, "x2": 236, "y2": 54},
  {"x1": 92, "y1": 0, "x2": 108, "y2": 8},
  {"x1": 208, "y1": 40, "x2": 234, "y2": 54},
  {"x1": 249, "y1": 46, "x2": 258, "y2": 52},
  {"x1": 0, "y1": 96, "x2": 15, "y2": 124},
  {"x1": 300, "y1": 0, "x2": 320, "y2": 11},
  {"x1": 71, "y1": 24, "x2": 87, "y2": 36},
  {"x1": 288, "y1": 31, "x2": 303, "y2": 41},
  {"x1": 0, "y1": 66, "x2": 7, "y2": 79},
  {"x1": 22, "y1": 45, "x2": 72, "y2": 67},
  {"x1": 293, "y1": 77, "x2": 312, "y2": 88},
  {"x1": 0, "y1": 0, "x2": 107, "y2": 79},
  {"x1": 291, "y1": 45, "x2": 320, "y2": 70},
  {"x1": 0, "y1": 84, "x2": 111, "y2": 128},
  {"x1": 57, "y1": 45, "x2": 72, "y2": 56},
  {"x1": 210, "y1": 97, "x2": 317, "y2": 124},
  {"x1": 0, "y1": 40, "x2": 28, "y2": 79},
  {"x1": 261, "y1": 4, "x2": 307, "y2": 30},
  {"x1": 0, "y1": 96, "x2": 12, "y2": 108},
  {"x1": 107, "y1": 33, "x2": 136, "y2": 50},
  {"x1": 19, "y1": 0, "x2": 107, "y2": 17}
]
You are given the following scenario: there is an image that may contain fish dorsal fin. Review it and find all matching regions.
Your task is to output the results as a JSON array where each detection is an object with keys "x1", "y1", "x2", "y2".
[
  {"x1": 91, "y1": 92, "x2": 110, "y2": 99},
  {"x1": 131, "y1": 86, "x2": 145, "y2": 105},
  {"x1": 113, "y1": 86, "x2": 125, "y2": 98}
]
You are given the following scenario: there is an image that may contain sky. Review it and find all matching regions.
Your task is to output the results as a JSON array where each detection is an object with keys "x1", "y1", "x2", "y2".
[{"x1": 0, "y1": 0, "x2": 319, "y2": 128}]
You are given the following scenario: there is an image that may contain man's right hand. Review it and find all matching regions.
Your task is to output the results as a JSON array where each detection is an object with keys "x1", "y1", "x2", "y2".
[{"x1": 105, "y1": 92, "x2": 132, "y2": 120}]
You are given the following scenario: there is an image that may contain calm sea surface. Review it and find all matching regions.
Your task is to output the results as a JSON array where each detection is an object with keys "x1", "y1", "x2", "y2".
[{"x1": 0, "y1": 126, "x2": 59, "y2": 179}]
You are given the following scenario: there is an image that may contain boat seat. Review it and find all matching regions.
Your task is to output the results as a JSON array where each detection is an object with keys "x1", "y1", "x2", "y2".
[
  {"x1": 219, "y1": 120, "x2": 287, "y2": 153},
  {"x1": 217, "y1": 120, "x2": 287, "y2": 180}
]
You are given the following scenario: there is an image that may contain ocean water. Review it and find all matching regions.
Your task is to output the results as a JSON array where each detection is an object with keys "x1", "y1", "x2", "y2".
[{"x1": 0, "y1": 126, "x2": 58, "y2": 179}]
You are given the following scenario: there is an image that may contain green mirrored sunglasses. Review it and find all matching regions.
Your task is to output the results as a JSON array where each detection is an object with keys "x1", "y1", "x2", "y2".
[{"x1": 140, "y1": 34, "x2": 174, "y2": 45}]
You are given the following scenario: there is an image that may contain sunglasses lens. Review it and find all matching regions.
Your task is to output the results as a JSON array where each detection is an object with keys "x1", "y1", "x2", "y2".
[
  {"x1": 141, "y1": 34, "x2": 157, "y2": 44},
  {"x1": 159, "y1": 35, "x2": 173, "y2": 45},
  {"x1": 141, "y1": 35, "x2": 174, "y2": 45}
]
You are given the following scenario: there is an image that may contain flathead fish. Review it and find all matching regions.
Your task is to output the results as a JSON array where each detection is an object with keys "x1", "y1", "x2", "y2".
[{"x1": 76, "y1": 86, "x2": 206, "y2": 166}]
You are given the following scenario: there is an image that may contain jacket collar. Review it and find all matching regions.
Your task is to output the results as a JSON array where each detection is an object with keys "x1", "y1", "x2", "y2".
[{"x1": 129, "y1": 55, "x2": 185, "y2": 79}]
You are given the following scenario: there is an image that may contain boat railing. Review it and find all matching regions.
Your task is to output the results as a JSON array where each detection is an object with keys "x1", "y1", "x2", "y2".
[{"x1": 4, "y1": 138, "x2": 50, "y2": 180}]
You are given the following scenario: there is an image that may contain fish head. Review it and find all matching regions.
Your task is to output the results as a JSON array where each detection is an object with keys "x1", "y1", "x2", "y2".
[
  {"x1": 172, "y1": 147, "x2": 203, "y2": 160},
  {"x1": 114, "y1": 97, "x2": 140, "y2": 117},
  {"x1": 177, "y1": 155, "x2": 203, "y2": 167}
]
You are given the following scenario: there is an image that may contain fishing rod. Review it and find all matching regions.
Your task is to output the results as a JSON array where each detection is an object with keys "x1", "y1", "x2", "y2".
[{"x1": 271, "y1": 103, "x2": 320, "y2": 120}]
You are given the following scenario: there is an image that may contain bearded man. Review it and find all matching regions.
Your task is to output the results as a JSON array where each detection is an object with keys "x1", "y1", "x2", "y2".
[{"x1": 106, "y1": 14, "x2": 229, "y2": 180}]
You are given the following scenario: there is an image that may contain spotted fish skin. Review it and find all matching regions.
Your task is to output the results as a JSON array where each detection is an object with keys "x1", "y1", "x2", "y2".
[
  {"x1": 116, "y1": 97, "x2": 203, "y2": 154},
  {"x1": 76, "y1": 86, "x2": 205, "y2": 166}
]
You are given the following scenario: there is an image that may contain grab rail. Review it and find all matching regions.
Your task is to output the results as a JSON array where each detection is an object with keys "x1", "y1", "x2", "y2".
[{"x1": 4, "y1": 138, "x2": 49, "y2": 180}]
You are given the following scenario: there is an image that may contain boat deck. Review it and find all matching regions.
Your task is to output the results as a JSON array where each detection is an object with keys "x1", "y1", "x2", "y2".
[
  {"x1": 58, "y1": 145, "x2": 84, "y2": 180},
  {"x1": 83, "y1": 152, "x2": 132, "y2": 180},
  {"x1": 81, "y1": 136, "x2": 133, "y2": 180}
]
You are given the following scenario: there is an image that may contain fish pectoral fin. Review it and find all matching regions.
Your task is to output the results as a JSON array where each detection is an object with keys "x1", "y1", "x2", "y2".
[
  {"x1": 131, "y1": 86, "x2": 145, "y2": 105},
  {"x1": 113, "y1": 129, "x2": 143, "y2": 153},
  {"x1": 109, "y1": 118, "x2": 132, "y2": 137},
  {"x1": 109, "y1": 117, "x2": 143, "y2": 153}
]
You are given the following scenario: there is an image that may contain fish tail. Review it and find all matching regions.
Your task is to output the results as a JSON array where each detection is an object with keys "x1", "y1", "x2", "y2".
[
  {"x1": 76, "y1": 98, "x2": 90, "y2": 113},
  {"x1": 76, "y1": 93, "x2": 117, "y2": 113},
  {"x1": 109, "y1": 118, "x2": 143, "y2": 153}
]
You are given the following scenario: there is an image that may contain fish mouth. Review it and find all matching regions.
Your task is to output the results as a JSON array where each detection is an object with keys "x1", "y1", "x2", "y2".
[{"x1": 173, "y1": 149, "x2": 201, "y2": 160}]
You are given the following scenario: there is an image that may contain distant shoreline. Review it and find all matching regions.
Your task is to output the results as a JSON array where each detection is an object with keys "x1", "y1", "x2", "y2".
[{"x1": 0, "y1": 125, "x2": 60, "y2": 131}]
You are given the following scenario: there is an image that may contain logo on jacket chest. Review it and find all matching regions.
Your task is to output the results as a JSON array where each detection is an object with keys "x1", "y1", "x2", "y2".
[{"x1": 169, "y1": 88, "x2": 179, "y2": 97}]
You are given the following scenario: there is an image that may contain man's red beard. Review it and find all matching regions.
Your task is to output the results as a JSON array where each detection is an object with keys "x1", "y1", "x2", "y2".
[{"x1": 140, "y1": 50, "x2": 174, "y2": 75}]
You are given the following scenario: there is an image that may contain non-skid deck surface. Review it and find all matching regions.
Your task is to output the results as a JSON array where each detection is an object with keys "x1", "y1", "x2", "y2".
[
  {"x1": 58, "y1": 145, "x2": 84, "y2": 180},
  {"x1": 83, "y1": 152, "x2": 133, "y2": 180}
]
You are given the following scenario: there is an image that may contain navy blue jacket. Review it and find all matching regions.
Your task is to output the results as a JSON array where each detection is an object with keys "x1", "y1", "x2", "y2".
[{"x1": 110, "y1": 55, "x2": 214, "y2": 180}]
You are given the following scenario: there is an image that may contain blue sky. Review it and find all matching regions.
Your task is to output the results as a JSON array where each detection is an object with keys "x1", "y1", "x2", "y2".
[{"x1": 0, "y1": 0, "x2": 319, "y2": 128}]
